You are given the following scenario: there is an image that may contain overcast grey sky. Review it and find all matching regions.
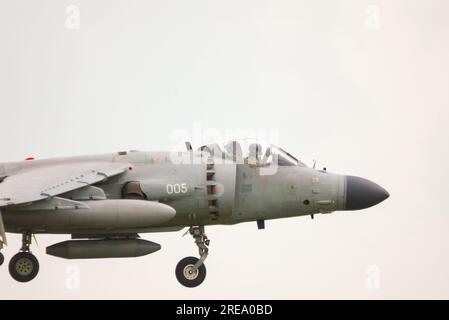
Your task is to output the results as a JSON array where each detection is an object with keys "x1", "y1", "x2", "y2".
[{"x1": 0, "y1": 0, "x2": 448, "y2": 299}]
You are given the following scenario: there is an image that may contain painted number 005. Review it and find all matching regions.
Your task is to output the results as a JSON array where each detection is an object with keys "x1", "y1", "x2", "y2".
[{"x1": 166, "y1": 183, "x2": 188, "y2": 194}]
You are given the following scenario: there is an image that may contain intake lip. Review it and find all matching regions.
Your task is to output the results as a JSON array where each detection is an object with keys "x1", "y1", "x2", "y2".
[{"x1": 345, "y1": 175, "x2": 389, "y2": 210}]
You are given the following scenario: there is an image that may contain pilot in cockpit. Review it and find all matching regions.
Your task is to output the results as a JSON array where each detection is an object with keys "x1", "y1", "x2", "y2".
[
  {"x1": 223, "y1": 141, "x2": 243, "y2": 162},
  {"x1": 247, "y1": 143, "x2": 262, "y2": 166},
  {"x1": 200, "y1": 139, "x2": 304, "y2": 167}
]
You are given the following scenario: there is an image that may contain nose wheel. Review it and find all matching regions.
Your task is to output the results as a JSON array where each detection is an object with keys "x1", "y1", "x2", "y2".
[
  {"x1": 8, "y1": 232, "x2": 39, "y2": 283},
  {"x1": 0, "y1": 252, "x2": 4, "y2": 266},
  {"x1": 176, "y1": 256, "x2": 207, "y2": 288},
  {"x1": 176, "y1": 226, "x2": 209, "y2": 288}
]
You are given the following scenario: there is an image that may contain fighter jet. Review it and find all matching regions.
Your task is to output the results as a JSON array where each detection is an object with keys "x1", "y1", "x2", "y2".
[{"x1": 0, "y1": 139, "x2": 389, "y2": 287}]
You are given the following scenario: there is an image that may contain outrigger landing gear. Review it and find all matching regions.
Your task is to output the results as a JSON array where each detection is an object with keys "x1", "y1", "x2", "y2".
[
  {"x1": 9, "y1": 232, "x2": 39, "y2": 283},
  {"x1": 0, "y1": 209, "x2": 5, "y2": 267},
  {"x1": 176, "y1": 226, "x2": 209, "y2": 288},
  {"x1": 0, "y1": 239, "x2": 4, "y2": 267}
]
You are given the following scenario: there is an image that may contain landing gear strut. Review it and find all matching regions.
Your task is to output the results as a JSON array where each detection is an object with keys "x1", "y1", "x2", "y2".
[
  {"x1": 0, "y1": 209, "x2": 5, "y2": 267},
  {"x1": 176, "y1": 226, "x2": 209, "y2": 288},
  {"x1": 9, "y1": 232, "x2": 39, "y2": 282},
  {"x1": 0, "y1": 239, "x2": 4, "y2": 267}
]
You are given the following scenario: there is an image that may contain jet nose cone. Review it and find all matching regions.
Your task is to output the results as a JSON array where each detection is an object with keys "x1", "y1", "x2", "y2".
[{"x1": 345, "y1": 175, "x2": 389, "y2": 210}]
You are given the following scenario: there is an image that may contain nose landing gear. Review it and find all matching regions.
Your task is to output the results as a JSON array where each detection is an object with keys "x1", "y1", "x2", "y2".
[
  {"x1": 9, "y1": 232, "x2": 39, "y2": 283},
  {"x1": 176, "y1": 226, "x2": 209, "y2": 288}
]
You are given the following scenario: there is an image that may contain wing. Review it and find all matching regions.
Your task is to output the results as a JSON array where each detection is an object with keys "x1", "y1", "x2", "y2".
[
  {"x1": 0, "y1": 161, "x2": 129, "y2": 207},
  {"x1": 0, "y1": 161, "x2": 130, "y2": 247}
]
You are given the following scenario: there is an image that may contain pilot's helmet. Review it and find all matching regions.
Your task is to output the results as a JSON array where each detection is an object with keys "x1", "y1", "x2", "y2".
[
  {"x1": 248, "y1": 143, "x2": 263, "y2": 163},
  {"x1": 224, "y1": 141, "x2": 243, "y2": 158}
]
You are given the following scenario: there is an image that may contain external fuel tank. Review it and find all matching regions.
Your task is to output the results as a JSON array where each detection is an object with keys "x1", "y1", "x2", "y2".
[
  {"x1": 46, "y1": 238, "x2": 161, "y2": 259},
  {"x1": 3, "y1": 199, "x2": 176, "y2": 233}
]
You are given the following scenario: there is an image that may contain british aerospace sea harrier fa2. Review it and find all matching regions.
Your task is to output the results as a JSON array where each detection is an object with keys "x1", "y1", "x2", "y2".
[{"x1": 0, "y1": 139, "x2": 389, "y2": 287}]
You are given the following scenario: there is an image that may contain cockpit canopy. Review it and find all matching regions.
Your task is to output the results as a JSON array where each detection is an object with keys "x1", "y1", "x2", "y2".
[{"x1": 198, "y1": 139, "x2": 306, "y2": 167}]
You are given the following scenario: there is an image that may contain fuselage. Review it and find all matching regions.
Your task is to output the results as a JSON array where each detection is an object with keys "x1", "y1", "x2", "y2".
[{"x1": 0, "y1": 149, "x2": 388, "y2": 235}]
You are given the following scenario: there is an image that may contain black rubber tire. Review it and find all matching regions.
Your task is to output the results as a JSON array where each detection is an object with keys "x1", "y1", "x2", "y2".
[
  {"x1": 175, "y1": 256, "x2": 207, "y2": 288},
  {"x1": 9, "y1": 252, "x2": 39, "y2": 283},
  {"x1": 0, "y1": 252, "x2": 4, "y2": 266}
]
